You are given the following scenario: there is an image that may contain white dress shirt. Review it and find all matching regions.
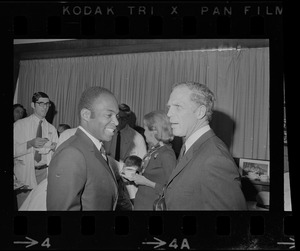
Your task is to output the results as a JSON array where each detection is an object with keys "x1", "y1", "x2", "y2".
[
  {"x1": 184, "y1": 125, "x2": 211, "y2": 153},
  {"x1": 14, "y1": 114, "x2": 58, "y2": 189}
]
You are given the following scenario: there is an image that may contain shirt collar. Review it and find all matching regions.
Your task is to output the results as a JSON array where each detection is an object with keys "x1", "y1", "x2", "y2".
[
  {"x1": 184, "y1": 125, "x2": 211, "y2": 153},
  {"x1": 78, "y1": 126, "x2": 103, "y2": 151},
  {"x1": 32, "y1": 114, "x2": 45, "y2": 123}
]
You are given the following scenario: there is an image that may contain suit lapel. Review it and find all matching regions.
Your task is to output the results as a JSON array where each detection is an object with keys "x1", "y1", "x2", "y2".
[
  {"x1": 167, "y1": 147, "x2": 193, "y2": 185},
  {"x1": 93, "y1": 145, "x2": 118, "y2": 186},
  {"x1": 106, "y1": 157, "x2": 118, "y2": 186},
  {"x1": 77, "y1": 129, "x2": 118, "y2": 187},
  {"x1": 103, "y1": 134, "x2": 116, "y2": 157},
  {"x1": 166, "y1": 130, "x2": 216, "y2": 187}
]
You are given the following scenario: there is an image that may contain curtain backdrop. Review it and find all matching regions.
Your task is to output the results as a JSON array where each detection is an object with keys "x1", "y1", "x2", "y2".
[{"x1": 17, "y1": 48, "x2": 269, "y2": 160}]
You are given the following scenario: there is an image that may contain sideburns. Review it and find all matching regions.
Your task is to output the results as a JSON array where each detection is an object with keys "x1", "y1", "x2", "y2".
[{"x1": 90, "y1": 109, "x2": 95, "y2": 119}]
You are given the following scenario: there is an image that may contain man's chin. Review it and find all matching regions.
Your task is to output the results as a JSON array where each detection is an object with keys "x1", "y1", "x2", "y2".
[
  {"x1": 171, "y1": 128, "x2": 182, "y2": 137},
  {"x1": 103, "y1": 134, "x2": 114, "y2": 142}
]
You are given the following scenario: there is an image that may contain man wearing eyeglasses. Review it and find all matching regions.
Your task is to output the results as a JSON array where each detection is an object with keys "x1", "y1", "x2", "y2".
[{"x1": 14, "y1": 92, "x2": 58, "y2": 196}]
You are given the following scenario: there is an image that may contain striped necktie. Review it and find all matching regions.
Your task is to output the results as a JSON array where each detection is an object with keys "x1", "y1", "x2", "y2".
[{"x1": 100, "y1": 145, "x2": 108, "y2": 162}]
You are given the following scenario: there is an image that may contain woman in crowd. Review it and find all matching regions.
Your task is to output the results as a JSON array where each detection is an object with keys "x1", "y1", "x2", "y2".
[
  {"x1": 122, "y1": 110, "x2": 176, "y2": 210},
  {"x1": 13, "y1": 104, "x2": 27, "y2": 122}
]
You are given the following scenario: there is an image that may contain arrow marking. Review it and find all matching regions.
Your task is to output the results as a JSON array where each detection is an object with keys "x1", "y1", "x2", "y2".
[
  {"x1": 277, "y1": 237, "x2": 295, "y2": 249},
  {"x1": 142, "y1": 237, "x2": 166, "y2": 249},
  {"x1": 14, "y1": 236, "x2": 39, "y2": 248}
]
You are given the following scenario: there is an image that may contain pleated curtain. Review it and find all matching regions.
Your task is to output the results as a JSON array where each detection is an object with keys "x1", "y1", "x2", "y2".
[{"x1": 17, "y1": 47, "x2": 269, "y2": 160}]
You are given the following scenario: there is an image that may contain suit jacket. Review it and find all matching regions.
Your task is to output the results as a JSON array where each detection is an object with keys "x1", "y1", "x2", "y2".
[
  {"x1": 165, "y1": 130, "x2": 247, "y2": 210},
  {"x1": 46, "y1": 128, "x2": 118, "y2": 211},
  {"x1": 107, "y1": 156, "x2": 133, "y2": 211},
  {"x1": 134, "y1": 144, "x2": 176, "y2": 210}
]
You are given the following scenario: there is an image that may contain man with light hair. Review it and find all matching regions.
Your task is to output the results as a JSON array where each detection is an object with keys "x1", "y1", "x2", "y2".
[{"x1": 164, "y1": 82, "x2": 247, "y2": 210}]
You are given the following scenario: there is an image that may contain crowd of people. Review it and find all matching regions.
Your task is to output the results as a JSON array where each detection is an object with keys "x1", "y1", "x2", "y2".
[{"x1": 14, "y1": 81, "x2": 247, "y2": 211}]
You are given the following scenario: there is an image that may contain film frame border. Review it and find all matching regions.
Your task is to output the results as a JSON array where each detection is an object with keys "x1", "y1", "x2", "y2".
[{"x1": 1, "y1": 1, "x2": 294, "y2": 250}]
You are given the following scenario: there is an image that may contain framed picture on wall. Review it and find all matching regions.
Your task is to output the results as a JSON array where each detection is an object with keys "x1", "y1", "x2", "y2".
[{"x1": 239, "y1": 158, "x2": 270, "y2": 183}]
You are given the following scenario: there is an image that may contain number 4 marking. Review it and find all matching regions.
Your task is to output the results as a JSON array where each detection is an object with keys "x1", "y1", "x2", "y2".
[
  {"x1": 169, "y1": 238, "x2": 179, "y2": 249},
  {"x1": 41, "y1": 238, "x2": 51, "y2": 248}
]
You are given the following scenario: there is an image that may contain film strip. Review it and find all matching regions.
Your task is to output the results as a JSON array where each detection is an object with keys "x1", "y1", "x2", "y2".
[{"x1": 1, "y1": 1, "x2": 295, "y2": 250}]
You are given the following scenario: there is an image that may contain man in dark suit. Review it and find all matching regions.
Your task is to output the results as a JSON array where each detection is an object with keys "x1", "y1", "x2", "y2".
[
  {"x1": 104, "y1": 103, "x2": 147, "y2": 161},
  {"x1": 104, "y1": 103, "x2": 147, "y2": 210},
  {"x1": 165, "y1": 82, "x2": 247, "y2": 210},
  {"x1": 47, "y1": 87, "x2": 119, "y2": 210}
]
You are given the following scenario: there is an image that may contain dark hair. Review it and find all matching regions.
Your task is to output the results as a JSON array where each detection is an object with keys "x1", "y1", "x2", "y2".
[
  {"x1": 13, "y1": 104, "x2": 24, "y2": 110},
  {"x1": 78, "y1": 86, "x2": 114, "y2": 119},
  {"x1": 119, "y1": 103, "x2": 131, "y2": 113},
  {"x1": 13, "y1": 104, "x2": 27, "y2": 121},
  {"x1": 32, "y1": 92, "x2": 50, "y2": 103},
  {"x1": 118, "y1": 103, "x2": 132, "y2": 118},
  {"x1": 119, "y1": 104, "x2": 137, "y2": 127},
  {"x1": 124, "y1": 155, "x2": 142, "y2": 168}
]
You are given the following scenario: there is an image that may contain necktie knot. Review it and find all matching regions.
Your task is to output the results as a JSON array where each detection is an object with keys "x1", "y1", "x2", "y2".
[
  {"x1": 100, "y1": 146, "x2": 106, "y2": 154},
  {"x1": 100, "y1": 145, "x2": 108, "y2": 161}
]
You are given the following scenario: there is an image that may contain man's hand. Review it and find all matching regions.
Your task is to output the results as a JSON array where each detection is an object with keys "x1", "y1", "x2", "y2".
[
  {"x1": 120, "y1": 166, "x2": 136, "y2": 182},
  {"x1": 49, "y1": 142, "x2": 57, "y2": 151},
  {"x1": 28, "y1": 137, "x2": 49, "y2": 148},
  {"x1": 121, "y1": 169, "x2": 156, "y2": 188}
]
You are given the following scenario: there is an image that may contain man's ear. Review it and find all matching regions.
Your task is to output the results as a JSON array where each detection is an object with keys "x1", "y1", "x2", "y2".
[
  {"x1": 81, "y1": 108, "x2": 91, "y2": 122},
  {"x1": 31, "y1": 102, "x2": 35, "y2": 110},
  {"x1": 195, "y1": 105, "x2": 207, "y2": 120}
]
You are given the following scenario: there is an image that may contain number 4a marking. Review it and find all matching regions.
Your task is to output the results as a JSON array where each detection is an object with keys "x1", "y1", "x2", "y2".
[
  {"x1": 41, "y1": 238, "x2": 51, "y2": 248},
  {"x1": 169, "y1": 238, "x2": 190, "y2": 249}
]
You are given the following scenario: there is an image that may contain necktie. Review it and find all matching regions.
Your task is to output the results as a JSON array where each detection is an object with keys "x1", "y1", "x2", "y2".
[
  {"x1": 100, "y1": 145, "x2": 116, "y2": 180},
  {"x1": 34, "y1": 120, "x2": 43, "y2": 162},
  {"x1": 100, "y1": 145, "x2": 108, "y2": 162},
  {"x1": 115, "y1": 130, "x2": 121, "y2": 161},
  {"x1": 178, "y1": 144, "x2": 186, "y2": 162}
]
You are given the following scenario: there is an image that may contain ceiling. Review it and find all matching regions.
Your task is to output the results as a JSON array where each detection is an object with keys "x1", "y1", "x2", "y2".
[
  {"x1": 14, "y1": 39, "x2": 269, "y2": 60},
  {"x1": 13, "y1": 39, "x2": 76, "y2": 44}
]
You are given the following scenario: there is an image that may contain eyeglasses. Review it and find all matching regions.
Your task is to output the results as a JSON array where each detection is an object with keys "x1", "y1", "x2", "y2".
[{"x1": 36, "y1": 102, "x2": 51, "y2": 108}]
